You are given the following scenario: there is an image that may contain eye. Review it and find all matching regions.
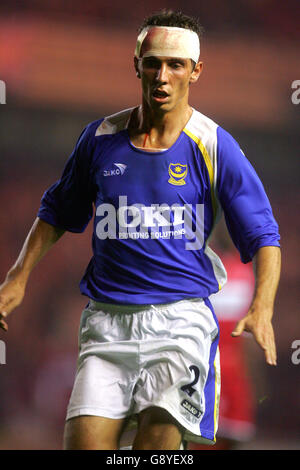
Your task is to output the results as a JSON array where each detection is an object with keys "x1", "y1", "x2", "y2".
[
  {"x1": 143, "y1": 57, "x2": 160, "y2": 69},
  {"x1": 169, "y1": 61, "x2": 184, "y2": 69}
]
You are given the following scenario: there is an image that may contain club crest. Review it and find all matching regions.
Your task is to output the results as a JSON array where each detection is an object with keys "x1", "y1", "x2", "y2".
[{"x1": 168, "y1": 163, "x2": 188, "y2": 186}]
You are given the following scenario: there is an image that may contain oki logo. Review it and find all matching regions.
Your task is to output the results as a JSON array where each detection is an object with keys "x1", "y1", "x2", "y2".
[{"x1": 95, "y1": 196, "x2": 205, "y2": 250}]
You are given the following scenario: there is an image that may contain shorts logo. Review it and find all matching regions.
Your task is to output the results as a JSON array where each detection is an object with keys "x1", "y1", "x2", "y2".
[
  {"x1": 181, "y1": 399, "x2": 202, "y2": 419},
  {"x1": 103, "y1": 163, "x2": 127, "y2": 177},
  {"x1": 168, "y1": 163, "x2": 188, "y2": 186}
]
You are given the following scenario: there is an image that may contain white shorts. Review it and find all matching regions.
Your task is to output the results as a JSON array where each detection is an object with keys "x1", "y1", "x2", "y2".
[{"x1": 66, "y1": 297, "x2": 221, "y2": 444}]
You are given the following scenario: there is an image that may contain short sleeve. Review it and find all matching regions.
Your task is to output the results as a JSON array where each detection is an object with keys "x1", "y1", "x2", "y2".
[
  {"x1": 37, "y1": 123, "x2": 96, "y2": 233},
  {"x1": 216, "y1": 127, "x2": 280, "y2": 263}
]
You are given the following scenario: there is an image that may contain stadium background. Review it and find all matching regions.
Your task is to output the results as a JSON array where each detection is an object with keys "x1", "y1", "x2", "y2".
[{"x1": 0, "y1": 0, "x2": 299, "y2": 449}]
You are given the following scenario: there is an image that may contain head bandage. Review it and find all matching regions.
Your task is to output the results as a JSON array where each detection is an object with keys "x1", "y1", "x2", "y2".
[{"x1": 135, "y1": 26, "x2": 200, "y2": 64}]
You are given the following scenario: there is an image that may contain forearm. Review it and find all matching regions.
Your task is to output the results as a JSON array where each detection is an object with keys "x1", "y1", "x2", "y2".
[
  {"x1": 6, "y1": 217, "x2": 65, "y2": 285},
  {"x1": 232, "y1": 246, "x2": 281, "y2": 365},
  {"x1": 250, "y1": 245, "x2": 281, "y2": 316}
]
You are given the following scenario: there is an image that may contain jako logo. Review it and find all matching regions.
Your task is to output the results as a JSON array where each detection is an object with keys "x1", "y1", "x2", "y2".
[{"x1": 103, "y1": 163, "x2": 127, "y2": 177}]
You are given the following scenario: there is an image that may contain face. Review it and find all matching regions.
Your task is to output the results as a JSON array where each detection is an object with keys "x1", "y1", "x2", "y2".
[{"x1": 135, "y1": 55, "x2": 202, "y2": 113}]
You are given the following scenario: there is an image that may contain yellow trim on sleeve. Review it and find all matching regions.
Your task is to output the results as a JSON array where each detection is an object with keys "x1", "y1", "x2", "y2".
[{"x1": 183, "y1": 128, "x2": 217, "y2": 219}]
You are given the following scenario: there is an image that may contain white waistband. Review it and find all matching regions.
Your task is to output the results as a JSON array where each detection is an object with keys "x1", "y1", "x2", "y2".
[{"x1": 88, "y1": 297, "x2": 203, "y2": 314}]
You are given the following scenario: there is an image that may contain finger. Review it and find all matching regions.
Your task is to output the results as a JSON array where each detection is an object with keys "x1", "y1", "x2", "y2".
[
  {"x1": 254, "y1": 329, "x2": 276, "y2": 366},
  {"x1": 265, "y1": 345, "x2": 276, "y2": 366},
  {"x1": 231, "y1": 319, "x2": 245, "y2": 337},
  {"x1": 265, "y1": 334, "x2": 277, "y2": 366},
  {"x1": 0, "y1": 312, "x2": 8, "y2": 332},
  {"x1": 0, "y1": 301, "x2": 10, "y2": 314},
  {"x1": 0, "y1": 321, "x2": 8, "y2": 331},
  {"x1": 0, "y1": 297, "x2": 17, "y2": 316}
]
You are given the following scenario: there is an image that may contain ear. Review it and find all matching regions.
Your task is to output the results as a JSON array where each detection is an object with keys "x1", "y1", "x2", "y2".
[
  {"x1": 189, "y1": 61, "x2": 203, "y2": 84},
  {"x1": 134, "y1": 56, "x2": 141, "y2": 79}
]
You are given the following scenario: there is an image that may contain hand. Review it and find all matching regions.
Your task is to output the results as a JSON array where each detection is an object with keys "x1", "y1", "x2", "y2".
[
  {"x1": 231, "y1": 309, "x2": 277, "y2": 366},
  {"x1": 0, "y1": 279, "x2": 25, "y2": 331}
]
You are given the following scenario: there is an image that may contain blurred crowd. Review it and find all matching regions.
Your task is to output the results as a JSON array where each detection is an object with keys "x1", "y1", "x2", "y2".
[{"x1": 0, "y1": 0, "x2": 299, "y2": 40}]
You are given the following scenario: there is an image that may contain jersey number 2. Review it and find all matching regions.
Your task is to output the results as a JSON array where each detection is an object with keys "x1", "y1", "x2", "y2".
[{"x1": 180, "y1": 365, "x2": 200, "y2": 397}]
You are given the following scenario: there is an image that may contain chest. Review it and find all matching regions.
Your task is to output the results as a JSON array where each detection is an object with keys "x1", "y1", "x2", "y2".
[{"x1": 92, "y1": 134, "x2": 211, "y2": 208}]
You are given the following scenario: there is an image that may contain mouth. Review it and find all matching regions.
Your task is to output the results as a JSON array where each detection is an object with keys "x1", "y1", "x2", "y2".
[{"x1": 152, "y1": 89, "x2": 170, "y2": 102}]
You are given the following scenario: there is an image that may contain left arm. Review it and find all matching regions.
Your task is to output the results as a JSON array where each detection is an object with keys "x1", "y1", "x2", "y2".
[{"x1": 231, "y1": 246, "x2": 281, "y2": 366}]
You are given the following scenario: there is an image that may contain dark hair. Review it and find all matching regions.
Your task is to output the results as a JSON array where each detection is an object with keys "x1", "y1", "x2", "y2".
[{"x1": 138, "y1": 9, "x2": 204, "y2": 39}]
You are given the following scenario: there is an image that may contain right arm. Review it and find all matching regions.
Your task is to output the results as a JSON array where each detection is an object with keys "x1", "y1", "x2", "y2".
[{"x1": 0, "y1": 217, "x2": 65, "y2": 331}]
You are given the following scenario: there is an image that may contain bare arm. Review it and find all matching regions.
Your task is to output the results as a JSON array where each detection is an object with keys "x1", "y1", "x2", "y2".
[
  {"x1": 231, "y1": 246, "x2": 281, "y2": 365},
  {"x1": 0, "y1": 217, "x2": 65, "y2": 331}
]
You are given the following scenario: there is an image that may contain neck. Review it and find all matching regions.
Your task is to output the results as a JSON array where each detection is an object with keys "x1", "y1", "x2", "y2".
[
  {"x1": 132, "y1": 101, "x2": 192, "y2": 150},
  {"x1": 140, "y1": 98, "x2": 192, "y2": 134},
  {"x1": 128, "y1": 96, "x2": 193, "y2": 150}
]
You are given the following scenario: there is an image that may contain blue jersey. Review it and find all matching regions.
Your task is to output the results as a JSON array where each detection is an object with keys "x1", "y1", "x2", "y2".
[{"x1": 38, "y1": 107, "x2": 280, "y2": 304}]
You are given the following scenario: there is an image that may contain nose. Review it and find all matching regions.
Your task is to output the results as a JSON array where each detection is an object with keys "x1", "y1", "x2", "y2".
[{"x1": 156, "y1": 63, "x2": 168, "y2": 83}]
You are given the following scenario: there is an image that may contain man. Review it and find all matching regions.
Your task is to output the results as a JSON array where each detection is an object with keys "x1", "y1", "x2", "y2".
[{"x1": 0, "y1": 10, "x2": 281, "y2": 450}]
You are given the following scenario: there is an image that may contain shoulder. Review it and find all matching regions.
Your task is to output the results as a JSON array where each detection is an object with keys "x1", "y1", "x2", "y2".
[
  {"x1": 188, "y1": 111, "x2": 248, "y2": 171},
  {"x1": 75, "y1": 107, "x2": 134, "y2": 148},
  {"x1": 184, "y1": 109, "x2": 219, "y2": 155},
  {"x1": 184, "y1": 109, "x2": 221, "y2": 185},
  {"x1": 185, "y1": 108, "x2": 242, "y2": 154},
  {"x1": 94, "y1": 107, "x2": 135, "y2": 137},
  {"x1": 185, "y1": 108, "x2": 219, "y2": 141},
  {"x1": 216, "y1": 126, "x2": 251, "y2": 175},
  {"x1": 216, "y1": 126, "x2": 244, "y2": 155}
]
